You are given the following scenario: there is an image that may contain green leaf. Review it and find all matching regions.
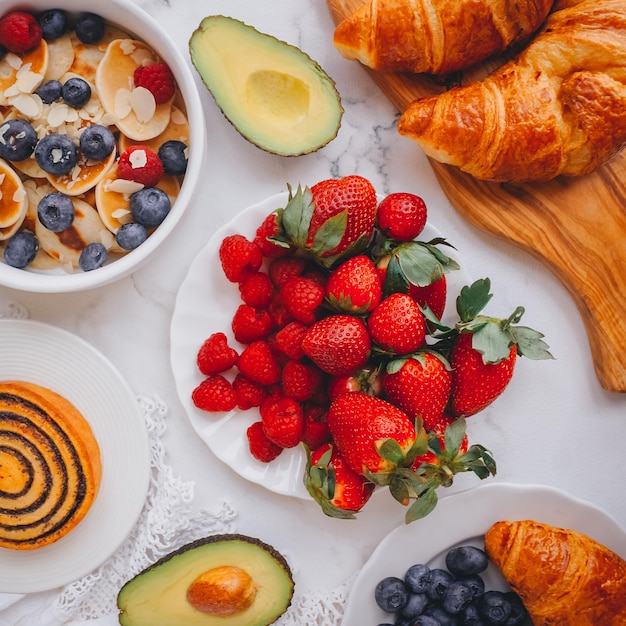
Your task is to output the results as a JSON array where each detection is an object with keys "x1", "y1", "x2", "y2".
[
  {"x1": 389, "y1": 476, "x2": 411, "y2": 505},
  {"x1": 471, "y1": 322, "x2": 515, "y2": 364},
  {"x1": 405, "y1": 487, "x2": 439, "y2": 523},
  {"x1": 510, "y1": 325, "x2": 554, "y2": 360},
  {"x1": 281, "y1": 184, "x2": 314, "y2": 248},
  {"x1": 398, "y1": 243, "x2": 443, "y2": 287},
  {"x1": 382, "y1": 253, "x2": 409, "y2": 296},
  {"x1": 456, "y1": 278, "x2": 493, "y2": 321},
  {"x1": 443, "y1": 417, "x2": 467, "y2": 456},
  {"x1": 378, "y1": 438, "x2": 407, "y2": 467},
  {"x1": 310, "y1": 210, "x2": 348, "y2": 255}
]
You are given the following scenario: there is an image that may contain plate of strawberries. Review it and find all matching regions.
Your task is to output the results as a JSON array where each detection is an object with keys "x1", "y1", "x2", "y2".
[{"x1": 170, "y1": 175, "x2": 552, "y2": 520}]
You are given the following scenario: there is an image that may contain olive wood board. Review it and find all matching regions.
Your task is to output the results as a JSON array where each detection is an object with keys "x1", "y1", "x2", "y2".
[{"x1": 327, "y1": 0, "x2": 626, "y2": 393}]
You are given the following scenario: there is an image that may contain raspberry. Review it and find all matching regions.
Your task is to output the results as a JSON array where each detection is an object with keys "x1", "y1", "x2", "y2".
[
  {"x1": 280, "y1": 276, "x2": 325, "y2": 324},
  {"x1": 237, "y1": 340, "x2": 281, "y2": 386},
  {"x1": 274, "y1": 321, "x2": 308, "y2": 360},
  {"x1": 260, "y1": 395, "x2": 304, "y2": 448},
  {"x1": 238, "y1": 271, "x2": 274, "y2": 308},
  {"x1": 219, "y1": 234, "x2": 263, "y2": 283},
  {"x1": 281, "y1": 359, "x2": 323, "y2": 402},
  {"x1": 246, "y1": 421, "x2": 283, "y2": 463},
  {"x1": 267, "y1": 293, "x2": 293, "y2": 328},
  {"x1": 133, "y1": 63, "x2": 176, "y2": 104},
  {"x1": 231, "y1": 304, "x2": 274, "y2": 344},
  {"x1": 196, "y1": 332, "x2": 238, "y2": 376},
  {"x1": 268, "y1": 256, "x2": 307, "y2": 287},
  {"x1": 233, "y1": 374, "x2": 266, "y2": 410},
  {"x1": 0, "y1": 11, "x2": 42, "y2": 54},
  {"x1": 191, "y1": 375, "x2": 237, "y2": 412},
  {"x1": 301, "y1": 404, "x2": 331, "y2": 450},
  {"x1": 117, "y1": 145, "x2": 163, "y2": 186}
]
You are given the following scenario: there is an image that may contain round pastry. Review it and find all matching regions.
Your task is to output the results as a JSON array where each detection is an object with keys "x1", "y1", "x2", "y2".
[{"x1": 0, "y1": 380, "x2": 102, "y2": 550}]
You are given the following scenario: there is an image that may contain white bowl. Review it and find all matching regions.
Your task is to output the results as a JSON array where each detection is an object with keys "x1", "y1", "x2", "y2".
[{"x1": 0, "y1": 0, "x2": 205, "y2": 292}]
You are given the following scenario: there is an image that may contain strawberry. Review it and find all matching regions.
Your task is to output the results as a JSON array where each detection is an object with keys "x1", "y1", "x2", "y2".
[
  {"x1": 260, "y1": 394, "x2": 304, "y2": 448},
  {"x1": 238, "y1": 271, "x2": 274, "y2": 308},
  {"x1": 280, "y1": 275, "x2": 325, "y2": 324},
  {"x1": 253, "y1": 211, "x2": 293, "y2": 257},
  {"x1": 237, "y1": 340, "x2": 281, "y2": 386},
  {"x1": 246, "y1": 421, "x2": 283, "y2": 463},
  {"x1": 301, "y1": 404, "x2": 332, "y2": 449},
  {"x1": 133, "y1": 62, "x2": 176, "y2": 104},
  {"x1": 192, "y1": 375, "x2": 237, "y2": 412},
  {"x1": 274, "y1": 320, "x2": 308, "y2": 360},
  {"x1": 231, "y1": 304, "x2": 274, "y2": 344},
  {"x1": 196, "y1": 331, "x2": 238, "y2": 376},
  {"x1": 232, "y1": 373, "x2": 266, "y2": 410},
  {"x1": 409, "y1": 273, "x2": 447, "y2": 320},
  {"x1": 383, "y1": 351, "x2": 452, "y2": 429},
  {"x1": 376, "y1": 192, "x2": 427, "y2": 241},
  {"x1": 368, "y1": 293, "x2": 426, "y2": 355},
  {"x1": 279, "y1": 176, "x2": 378, "y2": 267},
  {"x1": 117, "y1": 145, "x2": 163, "y2": 187},
  {"x1": 325, "y1": 254, "x2": 382, "y2": 314},
  {"x1": 304, "y1": 443, "x2": 375, "y2": 519},
  {"x1": 301, "y1": 314, "x2": 371, "y2": 376},
  {"x1": 219, "y1": 234, "x2": 263, "y2": 283},
  {"x1": 328, "y1": 364, "x2": 383, "y2": 400},
  {"x1": 0, "y1": 11, "x2": 42, "y2": 54}
]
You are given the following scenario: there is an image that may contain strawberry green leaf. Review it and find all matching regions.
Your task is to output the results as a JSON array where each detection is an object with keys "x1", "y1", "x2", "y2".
[
  {"x1": 398, "y1": 242, "x2": 445, "y2": 287},
  {"x1": 510, "y1": 325, "x2": 554, "y2": 360},
  {"x1": 389, "y1": 475, "x2": 411, "y2": 506},
  {"x1": 382, "y1": 253, "x2": 410, "y2": 296},
  {"x1": 405, "y1": 486, "x2": 438, "y2": 523},
  {"x1": 456, "y1": 278, "x2": 493, "y2": 322},
  {"x1": 471, "y1": 322, "x2": 516, "y2": 364},
  {"x1": 310, "y1": 210, "x2": 348, "y2": 256},
  {"x1": 378, "y1": 438, "x2": 408, "y2": 467},
  {"x1": 281, "y1": 184, "x2": 314, "y2": 248},
  {"x1": 443, "y1": 417, "x2": 467, "y2": 456}
]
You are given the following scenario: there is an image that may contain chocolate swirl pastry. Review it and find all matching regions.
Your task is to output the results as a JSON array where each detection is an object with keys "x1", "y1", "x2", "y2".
[{"x1": 0, "y1": 381, "x2": 102, "y2": 550}]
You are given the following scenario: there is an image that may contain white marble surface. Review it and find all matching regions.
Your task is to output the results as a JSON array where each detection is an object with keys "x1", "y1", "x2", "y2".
[{"x1": 2, "y1": 0, "x2": 626, "y2": 622}]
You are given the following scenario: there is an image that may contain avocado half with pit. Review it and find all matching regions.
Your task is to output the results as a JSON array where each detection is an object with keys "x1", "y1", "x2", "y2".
[
  {"x1": 117, "y1": 534, "x2": 294, "y2": 626},
  {"x1": 189, "y1": 15, "x2": 343, "y2": 156}
]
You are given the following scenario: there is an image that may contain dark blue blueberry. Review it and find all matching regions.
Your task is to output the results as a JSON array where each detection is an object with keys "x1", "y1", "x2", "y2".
[
  {"x1": 0, "y1": 119, "x2": 37, "y2": 161},
  {"x1": 37, "y1": 192, "x2": 75, "y2": 232},
  {"x1": 36, "y1": 79, "x2": 63, "y2": 104},
  {"x1": 79, "y1": 242, "x2": 107, "y2": 271},
  {"x1": 38, "y1": 9, "x2": 68, "y2": 40},
  {"x1": 461, "y1": 603, "x2": 486, "y2": 626},
  {"x1": 34, "y1": 134, "x2": 78, "y2": 175},
  {"x1": 457, "y1": 575, "x2": 485, "y2": 599},
  {"x1": 115, "y1": 222, "x2": 147, "y2": 250},
  {"x1": 445, "y1": 547, "x2": 489, "y2": 577},
  {"x1": 415, "y1": 617, "x2": 443, "y2": 626},
  {"x1": 442, "y1": 581, "x2": 475, "y2": 615},
  {"x1": 79, "y1": 125, "x2": 115, "y2": 160},
  {"x1": 374, "y1": 577, "x2": 408, "y2": 613},
  {"x1": 62, "y1": 77, "x2": 91, "y2": 108},
  {"x1": 4, "y1": 232, "x2": 38, "y2": 268},
  {"x1": 74, "y1": 12, "x2": 105, "y2": 44},
  {"x1": 130, "y1": 187, "x2": 171, "y2": 227},
  {"x1": 158, "y1": 140, "x2": 188, "y2": 175},
  {"x1": 476, "y1": 591, "x2": 512, "y2": 625},
  {"x1": 426, "y1": 569, "x2": 454, "y2": 602},
  {"x1": 424, "y1": 604, "x2": 459, "y2": 626},
  {"x1": 398, "y1": 592, "x2": 429, "y2": 620},
  {"x1": 503, "y1": 593, "x2": 527, "y2": 626},
  {"x1": 405, "y1": 564, "x2": 432, "y2": 594}
]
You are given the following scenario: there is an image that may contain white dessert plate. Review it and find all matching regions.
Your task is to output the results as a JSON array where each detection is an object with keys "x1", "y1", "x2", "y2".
[
  {"x1": 170, "y1": 191, "x2": 469, "y2": 499},
  {"x1": 342, "y1": 482, "x2": 626, "y2": 625},
  {"x1": 0, "y1": 319, "x2": 150, "y2": 593}
]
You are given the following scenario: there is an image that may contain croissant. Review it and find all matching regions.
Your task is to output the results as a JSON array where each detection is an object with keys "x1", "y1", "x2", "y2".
[
  {"x1": 484, "y1": 519, "x2": 626, "y2": 625},
  {"x1": 332, "y1": 0, "x2": 554, "y2": 74},
  {"x1": 397, "y1": 0, "x2": 626, "y2": 182}
]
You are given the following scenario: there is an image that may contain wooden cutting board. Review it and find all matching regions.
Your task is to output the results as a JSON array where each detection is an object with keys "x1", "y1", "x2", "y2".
[{"x1": 327, "y1": 0, "x2": 626, "y2": 393}]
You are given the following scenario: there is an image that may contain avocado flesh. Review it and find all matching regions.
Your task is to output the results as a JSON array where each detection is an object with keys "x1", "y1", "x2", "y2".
[
  {"x1": 189, "y1": 15, "x2": 343, "y2": 156},
  {"x1": 117, "y1": 535, "x2": 294, "y2": 626}
]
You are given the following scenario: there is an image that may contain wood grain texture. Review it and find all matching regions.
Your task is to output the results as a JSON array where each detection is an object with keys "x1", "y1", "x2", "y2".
[{"x1": 328, "y1": 0, "x2": 626, "y2": 392}]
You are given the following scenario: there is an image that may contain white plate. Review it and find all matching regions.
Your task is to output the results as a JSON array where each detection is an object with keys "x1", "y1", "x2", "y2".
[
  {"x1": 0, "y1": 319, "x2": 150, "y2": 593},
  {"x1": 342, "y1": 482, "x2": 626, "y2": 625},
  {"x1": 171, "y1": 192, "x2": 469, "y2": 499}
]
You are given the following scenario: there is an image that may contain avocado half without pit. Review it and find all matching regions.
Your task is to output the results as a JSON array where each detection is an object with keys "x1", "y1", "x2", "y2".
[
  {"x1": 189, "y1": 15, "x2": 344, "y2": 156},
  {"x1": 117, "y1": 534, "x2": 295, "y2": 626}
]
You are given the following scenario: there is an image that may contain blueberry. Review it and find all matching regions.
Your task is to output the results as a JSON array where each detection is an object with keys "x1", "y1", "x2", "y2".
[
  {"x1": 4, "y1": 232, "x2": 38, "y2": 268},
  {"x1": 426, "y1": 568, "x2": 454, "y2": 602},
  {"x1": 130, "y1": 187, "x2": 171, "y2": 227},
  {"x1": 115, "y1": 222, "x2": 147, "y2": 250},
  {"x1": 37, "y1": 193, "x2": 75, "y2": 232},
  {"x1": 0, "y1": 119, "x2": 37, "y2": 161},
  {"x1": 398, "y1": 592, "x2": 429, "y2": 620},
  {"x1": 34, "y1": 134, "x2": 78, "y2": 175},
  {"x1": 79, "y1": 242, "x2": 107, "y2": 271},
  {"x1": 374, "y1": 577, "x2": 408, "y2": 613},
  {"x1": 423, "y1": 604, "x2": 459, "y2": 626},
  {"x1": 62, "y1": 77, "x2": 91, "y2": 108},
  {"x1": 36, "y1": 79, "x2": 63, "y2": 104},
  {"x1": 442, "y1": 581, "x2": 475, "y2": 615},
  {"x1": 414, "y1": 618, "x2": 441, "y2": 626},
  {"x1": 79, "y1": 125, "x2": 115, "y2": 161},
  {"x1": 445, "y1": 546, "x2": 489, "y2": 577},
  {"x1": 476, "y1": 591, "x2": 512, "y2": 625},
  {"x1": 405, "y1": 564, "x2": 432, "y2": 594},
  {"x1": 503, "y1": 593, "x2": 527, "y2": 626},
  {"x1": 74, "y1": 12, "x2": 105, "y2": 44},
  {"x1": 462, "y1": 603, "x2": 487, "y2": 626},
  {"x1": 38, "y1": 9, "x2": 68, "y2": 40},
  {"x1": 457, "y1": 575, "x2": 485, "y2": 599},
  {"x1": 158, "y1": 140, "x2": 188, "y2": 175}
]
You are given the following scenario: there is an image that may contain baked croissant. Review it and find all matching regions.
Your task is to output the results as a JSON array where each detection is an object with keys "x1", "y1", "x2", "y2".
[
  {"x1": 333, "y1": 0, "x2": 554, "y2": 74},
  {"x1": 397, "y1": 0, "x2": 626, "y2": 182},
  {"x1": 484, "y1": 519, "x2": 626, "y2": 625}
]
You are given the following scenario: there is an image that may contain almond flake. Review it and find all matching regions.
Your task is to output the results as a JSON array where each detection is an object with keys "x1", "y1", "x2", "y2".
[
  {"x1": 107, "y1": 178, "x2": 144, "y2": 195},
  {"x1": 16, "y1": 71, "x2": 43, "y2": 94},
  {"x1": 119, "y1": 40, "x2": 137, "y2": 55},
  {"x1": 0, "y1": 173, "x2": 5, "y2": 184},
  {"x1": 114, "y1": 88, "x2": 133, "y2": 120},
  {"x1": 13, "y1": 187, "x2": 26, "y2": 203},
  {"x1": 3, "y1": 84, "x2": 20, "y2": 98},
  {"x1": 130, "y1": 86, "x2": 155, "y2": 123},
  {"x1": 129, "y1": 149, "x2": 148, "y2": 169},
  {"x1": 47, "y1": 103, "x2": 71, "y2": 128},
  {"x1": 5, "y1": 53, "x2": 22, "y2": 71},
  {"x1": 130, "y1": 48, "x2": 154, "y2": 67},
  {"x1": 111, "y1": 208, "x2": 131, "y2": 219},
  {"x1": 171, "y1": 109, "x2": 186, "y2": 125},
  {"x1": 10, "y1": 93, "x2": 43, "y2": 119},
  {"x1": 0, "y1": 190, "x2": 3, "y2": 202}
]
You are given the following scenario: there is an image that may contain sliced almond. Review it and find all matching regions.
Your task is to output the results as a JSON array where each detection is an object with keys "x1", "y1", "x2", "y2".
[{"x1": 0, "y1": 159, "x2": 28, "y2": 231}]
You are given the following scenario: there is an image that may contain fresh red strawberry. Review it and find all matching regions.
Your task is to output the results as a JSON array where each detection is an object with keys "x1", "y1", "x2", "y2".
[
  {"x1": 238, "y1": 271, "x2": 274, "y2": 308},
  {"x1": 133, "y1": 62, "x2": 176, "y2": 104},
  {"x1": 237, "y1": 340, "x2": 281, "y2": 386},
  {"x1": 0, "y1": 11, "x2": 42, "y2": 54},
  {"x1": 326, "y1": 391, "x2": 417, "y2": 477},
  {"x1": 219, "y1": 234, "x2": 263, "y2": 283},
  {"x1": 409, "y1": 274, "x2": 447, "y2": 320},
  {"x1": 274, "y1": 320, "x2": 308, "y2": 360},
  {"x1": 368, "y1": 293, "x2": 426, "y2": 355},
  {"x1": 301, "y1": 404, "x2": 331, "y2": 449},
  {"x1": 260, "y1": 394, "x2": 304, "y2": 448},
  {"x1": 196, "y1": 331, "x2": 238, "y2": 376},
  {"x1": 246, "y1": 421, "x2": 283, "y2": 462},
  {"x1": 281, "y1": 359, "x2": 324, "y2": 401},
  {"x1": 325, "y1": 254, "x2": 382, "y2": 314},
  {"x1": 192, "y1": 375, "x2": 237, "y2": 412},
  {"x1": 305, "y1": 443, "x2": 375, "y2": 519},
  {"x1": 383, "y1": 351, "x2": 452, "y2": 429},
  {"x1": 267, "y1": 256, "x2": 307, "y2": 287},
  {"x1": 253, "y1": 211, "x2": 293, "y2": 257},
  {"x1": 377, "y1": 192, "x2": 427, "y2": 241},
  {"x1": 328, "y1": 365, "x2": 383, "y2": 400},
  {"x1": 117, "y1": 145, "x2": 163, "y2": 186},
  {"x1": 301, "y1": 314, "x2": 371, "y2": 376},
  {"x1": 231, "y1": 304, "x2": 274, "y2": 344},
  {"x1": 232, "y1": 373, "x2": 267, "y2": 410},
  {"x1": 280, "y1": 275, "x2": 325, "y2": 324}
]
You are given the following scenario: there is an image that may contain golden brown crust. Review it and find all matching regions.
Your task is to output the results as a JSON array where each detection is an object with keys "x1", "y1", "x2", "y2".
[
  {"x1": 397, "y1": 0, "x2": 626, "y2": 182},
  {"x1": 484, "y1": 520, "x2": 626, "y2": 625},
  {"x1": 333, "y1": 0, "x2": 554, "y2": 74},
  {"x1": 0, "y1": 381, "x2": 101, "y2": 550}
]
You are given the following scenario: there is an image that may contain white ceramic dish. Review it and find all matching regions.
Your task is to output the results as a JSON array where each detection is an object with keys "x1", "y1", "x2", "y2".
[
  {"x1": 0, "y1": 319, "x2": 150, "y2": 593},
  {"x1": 0, "y1": 0, "x2": 205, "y2": 293},
  {"x1": 342, "y1": 482, "x2": 626, "y2": 625},
  {"x1": 170, "y1": 191, "x2": 469, "y2": 499}
]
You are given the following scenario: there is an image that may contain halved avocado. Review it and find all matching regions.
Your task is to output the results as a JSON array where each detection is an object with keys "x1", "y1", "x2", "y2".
[
  {"x1": 189, "y1": 15, "x2": 343, "y2": 156},
  {"x1": 117, "y1": 534, "x2": 294, "y2": 626}
]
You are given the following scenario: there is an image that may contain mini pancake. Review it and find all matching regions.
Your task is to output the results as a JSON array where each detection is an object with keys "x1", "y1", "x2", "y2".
[
  {"x1": 118, "y1": 105, "x2": 189, "y2": 153},
  {"x1": 0, "y1": 41, "x2": 48, "y2": 107},
  {"x1": 96, "y1": 39, "x2": 173, "y2": 141},
  {"x1": 0, "y1": 159, "x2": 27, "y2": 233},
  {"x1": 44, "y1": 33, "x2": 74, "y2": 81}
]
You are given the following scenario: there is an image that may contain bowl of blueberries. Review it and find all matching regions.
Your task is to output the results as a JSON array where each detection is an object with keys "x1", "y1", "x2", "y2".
[{"x1": 0, "y1": 0, "x2": 205, "y2": 292}]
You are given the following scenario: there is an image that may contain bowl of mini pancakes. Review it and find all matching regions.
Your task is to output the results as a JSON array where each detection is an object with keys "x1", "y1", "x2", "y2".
[{"x1": 0, "y1": 0, "x2": 205, "y2": 292}]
